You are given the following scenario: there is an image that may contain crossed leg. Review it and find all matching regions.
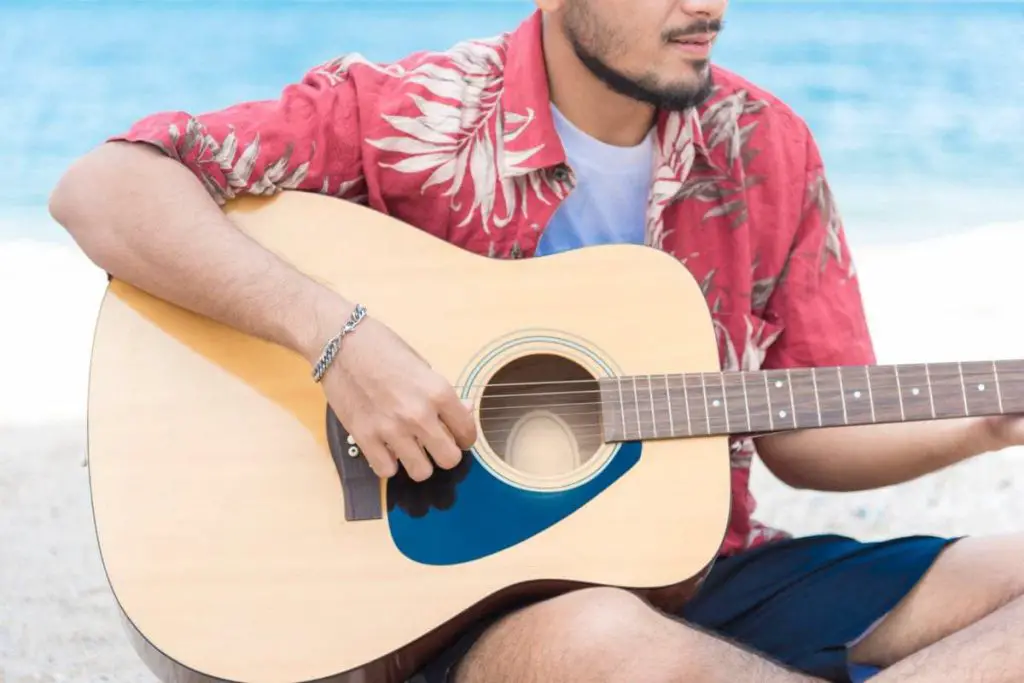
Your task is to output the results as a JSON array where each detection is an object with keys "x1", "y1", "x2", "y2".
[
  {"x1": 856, "y1": 533, "x2": 1024, "y2": 681},
  {"x1": 457, "y1": 586, "x2": 818, "y2": 683},
  {"x1": 452, "y1": 534, "x2": 1024, "y2": 683}
]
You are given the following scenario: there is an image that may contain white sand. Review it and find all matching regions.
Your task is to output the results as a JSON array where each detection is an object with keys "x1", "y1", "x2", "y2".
[{"x1": 2, "y1": 222, "x2": 1022, "y2": 682}]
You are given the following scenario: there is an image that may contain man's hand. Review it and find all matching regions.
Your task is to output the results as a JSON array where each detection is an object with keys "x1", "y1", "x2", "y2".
[{"x1": 310, "y1": 311, "x2": 477, "y2": 482}]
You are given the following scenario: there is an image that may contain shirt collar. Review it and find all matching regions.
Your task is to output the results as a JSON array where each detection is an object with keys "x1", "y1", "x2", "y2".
[{"x1": 498, "y1": 10, "x2": 714, "y2": 179}]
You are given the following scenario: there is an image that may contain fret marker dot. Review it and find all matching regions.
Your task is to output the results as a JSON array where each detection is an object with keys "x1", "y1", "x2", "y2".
[
  {"x1": 978, "y1": 384, "x2": 986, "y2": 391},
  {"x1": 779, "y1": 410, "x2": 787, "y2": 418},
  {"x1": 853, "y1": 391, "x2": 861, "y2": 399},
  {"x1": 775, "y1": 380, "x2": 784, "y2": 388},
  {"x1": 712, "y1": 399, "x2": 721, "y2": 407},
  {"x1": 912, "y1": 388, "x2": 920, "y2": 396}
]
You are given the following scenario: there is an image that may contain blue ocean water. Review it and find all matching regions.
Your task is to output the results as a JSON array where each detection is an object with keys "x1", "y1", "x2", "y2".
[{"x1": 1, "y1": 1, "x2": 1022, "y2": 245}]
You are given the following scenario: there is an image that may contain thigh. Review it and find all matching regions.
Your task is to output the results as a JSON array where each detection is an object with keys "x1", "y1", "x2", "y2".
[
  {"x1": 849, "y1": 532, "x2": 1024, "y2": 668},
  {"x1": 409, "y1": 534, "x2": 959, "y2": 683},
  {"x1": 410, "y1": 587, "x2": 668, "y2": 683},
  {"x1": 678, "y1": 534, "x2": 957, "y2": 681}
]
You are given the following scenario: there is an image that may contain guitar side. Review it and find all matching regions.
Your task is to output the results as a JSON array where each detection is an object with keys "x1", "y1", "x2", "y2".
[{"x1": 86, "y1": 192, "x2": 732, "y2": 683}]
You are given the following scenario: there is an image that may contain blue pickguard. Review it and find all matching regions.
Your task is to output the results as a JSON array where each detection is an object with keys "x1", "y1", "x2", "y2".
[{"x1": 386, "y1": 441, "x2": 643, "y2": 565}]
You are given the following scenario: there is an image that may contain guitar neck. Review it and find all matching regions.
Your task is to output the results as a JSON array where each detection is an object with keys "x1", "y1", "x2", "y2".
[{"x1": 599, "y1": 360, "x2": 1024, "y2": 442}]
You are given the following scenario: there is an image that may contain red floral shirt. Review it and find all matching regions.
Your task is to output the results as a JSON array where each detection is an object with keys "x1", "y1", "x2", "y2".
[{"x1": 112, "y1": 10, "x2": 875, "y2": 556}]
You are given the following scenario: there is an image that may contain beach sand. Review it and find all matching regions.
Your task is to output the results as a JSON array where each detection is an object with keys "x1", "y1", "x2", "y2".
[{"x1": 2, "y1": 224, "x2": 1023, "y2": 682}]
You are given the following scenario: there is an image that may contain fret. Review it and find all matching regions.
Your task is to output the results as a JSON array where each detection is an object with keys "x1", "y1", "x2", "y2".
[
  {"x1": 838, "y1": 366, "x2": 874, "y2": 424},
  {"x1": 813, "y1": 365, "x2": 846, "y2": 427},
  {"x1": 684, "y1": 372, "x2": 711, "y2": 436},
  {"x1": 892, "y1": 366, "x2": 906, "y2": 420},
  {"x1": 743, "y1": 368, "x2": 773, "y2": 432},
  {"x1": 666, "y1": 374, "x2": 693, "y2": 437},
  {"x1": 924, "y1": 364, "x2": 936, "y2": 418},
  {"x1": 632, "y1": 375, "x2": 657, "y2": 439},
  {"x1": 660, "y1": 375, "x2": 675, "y2": 436},
  {"x1": 892, "y1": 364, "x2": 934, "y2": 421},
  {"x1": 599, "y1": 379, "x2": 624, "y2": 442},
  {"x1": 812, "y1": 368, "x2": 823, "y2": 421},
  {"x1": 957, "y1": 362, "x2": 970, "y2": 415},
  {"x1": 645, "y1": 374, "x2": 671, "y2": 438},
  {"x1": 618, "y1": 376, "x2": 642, "y2": 439},
  {"x1": 992, "y1": 361, "x2": 1005, "y2": 414},
  {"x1": 761, "y1": 372, "x2": 775, "y2": 430},
  {"x1": 701, "y1": 372, "x2": 730, "y2": 435},
  {"x1": 995, "y1": 360, "x2": 1024, "y2": 413},
  {"x1": 838, "y1": 368, "x2": 850, "y2": 425},
  {"x1": 632, "y1": 375, "x2": 645, "y2": 428},
  {"x1": 865, "y1": 365, "x2": 877, "y2": 423},
  {"x1": 926, "y1": 362, "x2": 969, "y2": 419},
  {"x1": 723, "y1": 372, "x2": 752, "y2": 434},
  {"x1": 788, "y1": 368, "x2": 823, "y2": 428},
  {"x1": 866, "y1": 365, "x2": 902, "y2": 423},
  {"x1": 762, "y1": 370, "x2": 798, "y2": 430},
  {"x1": 960, "y1": 361, "x2": 1003, "y2": 416}
]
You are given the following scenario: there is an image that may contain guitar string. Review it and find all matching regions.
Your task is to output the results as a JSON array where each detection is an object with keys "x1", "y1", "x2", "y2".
[
  {"x1": 347, "y1": 370, "x2": 1022, "y2": 443},
  {"x1": 443, "y1": 393, "x2": 1014, "y2": 440},
  {"x1": 463, "y1": 380, "x2": 1017, "y2": 419},
  {"x1": 448, "y1": 365, "x2": 1019, "y2": 391}
]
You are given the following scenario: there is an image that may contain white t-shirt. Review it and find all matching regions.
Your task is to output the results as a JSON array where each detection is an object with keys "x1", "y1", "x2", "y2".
[{"x1": 533, "y1": 104, "x2": 655, "y2": 257}]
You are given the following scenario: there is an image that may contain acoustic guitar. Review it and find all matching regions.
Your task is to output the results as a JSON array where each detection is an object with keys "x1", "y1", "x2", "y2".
[{"x1": 87, "y1": 190, "x2": 1023, "y2": 683}]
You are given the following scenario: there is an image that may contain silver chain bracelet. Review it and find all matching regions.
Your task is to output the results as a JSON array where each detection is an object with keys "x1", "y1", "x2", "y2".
[{"x1": 311, "y1": 303, "x2": 367, "y2": 383}]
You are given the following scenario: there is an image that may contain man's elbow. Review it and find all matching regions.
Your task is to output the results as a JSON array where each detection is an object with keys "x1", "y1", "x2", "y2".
[
  {"x1": 48, "y1": 155, "x2": 82, "y2": 229},
  {"x1": 49, "y1": 142, "x2": 143, "y2": 258},
  {"x1": 754, "y1": 433, "x2": 818, "y2": 490},
  {"x1": 50, "y1": 143, "x2": 110, "y2": 230}
]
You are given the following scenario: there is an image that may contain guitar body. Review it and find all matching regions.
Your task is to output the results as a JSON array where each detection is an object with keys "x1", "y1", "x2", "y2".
[{"x1": 87, "y1": 192, "x2": 732, "y2": 683}]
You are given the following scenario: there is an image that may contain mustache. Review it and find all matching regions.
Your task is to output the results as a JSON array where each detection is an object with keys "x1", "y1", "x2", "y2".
[{"x1": 663, "y1": 18, "x2": 723, "y2": 42}]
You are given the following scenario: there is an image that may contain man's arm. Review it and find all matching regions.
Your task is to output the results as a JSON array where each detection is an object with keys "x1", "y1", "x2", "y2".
[
  {"x1": 757, "y1": 418, "x2": 1000, "y2": 492},
  {"x1": 50, "y1": 60, "x2": 478, "y2": 481},
  {"x1": 49, "y1": 60, "x2": 370, "y2": 362},
  {"x1": 754, "y1": 130, "x2": 1001, "y2": 492}
]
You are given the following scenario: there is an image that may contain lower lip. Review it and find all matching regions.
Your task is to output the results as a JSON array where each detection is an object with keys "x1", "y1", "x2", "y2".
[{"x1": 671, "y1": 40, "x2": 712, "y2": 57}]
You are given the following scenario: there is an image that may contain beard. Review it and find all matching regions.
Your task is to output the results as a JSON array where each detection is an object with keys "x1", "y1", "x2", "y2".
[{"x1": 562, "y1": 3, "x2": 718, "y2": 111}]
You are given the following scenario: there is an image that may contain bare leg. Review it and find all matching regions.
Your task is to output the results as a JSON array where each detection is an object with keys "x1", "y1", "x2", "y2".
[
  {"x1": 851, "y1": 533, "x2": 1024, "y2": 681},
  {"x1": 454, "y1": 587, "x2": 824, "y2": 683},
  {"x1": 875, "y1": 595, "x2": 1023, "y2": 682}
]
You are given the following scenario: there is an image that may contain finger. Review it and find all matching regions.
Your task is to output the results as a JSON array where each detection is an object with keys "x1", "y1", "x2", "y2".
[
  {"x1": 359, "y1": 436, "x2": 398, "y2": 478},
  {"x1": 438, "y1": 395, "x2": 478, "y2": 450},
  {"x1": 390, "y1": 435, "x2": 434, "y2": 482},
  {"x1": 417, "y1": 419, "x2": 463, "y2": 470}
]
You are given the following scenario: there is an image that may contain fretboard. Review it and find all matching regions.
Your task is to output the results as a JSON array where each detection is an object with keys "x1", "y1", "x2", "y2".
[{"x1": 599, "y1": 360, "x2": 1024, "y2": 442}]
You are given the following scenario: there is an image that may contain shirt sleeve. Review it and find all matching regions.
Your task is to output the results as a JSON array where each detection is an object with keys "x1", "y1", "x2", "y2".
[
  {"x1": 761, "y1": 131, "x2": 876, "y2": 370},
  {"x1": 108, "y1": 57, "x2": 370, "y2": 205}
]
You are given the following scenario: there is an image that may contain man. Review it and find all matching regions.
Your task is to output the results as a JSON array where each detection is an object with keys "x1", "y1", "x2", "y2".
[{"x1": 49, "y1": 1, "x2": 1023, "y2": 681}]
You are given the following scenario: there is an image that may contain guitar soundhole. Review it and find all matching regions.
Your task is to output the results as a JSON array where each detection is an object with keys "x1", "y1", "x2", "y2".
[{"x1": 480, "y1": 353, "x2": 602, "y2": 478}]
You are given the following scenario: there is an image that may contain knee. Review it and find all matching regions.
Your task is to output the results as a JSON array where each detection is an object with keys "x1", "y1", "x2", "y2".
[
  {"x1": 1000, "y1": 534, "x2": 1024, "y2": 600},
  {"x1": 461, "y1": 587, "x2": 689, "y2": 683},
  {"x1": 543, "y1": 587, "x2": 664, "y2": 650},
  {"x1": 942, "y1": 533, "x2": 1024, "y2": 612},
  {"x1": 974, "y1": 533, "x2": 1024, "y2": 604}
]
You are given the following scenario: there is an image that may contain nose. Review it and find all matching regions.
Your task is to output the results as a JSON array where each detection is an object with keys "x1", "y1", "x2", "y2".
[{"x1": 678, "y1": 0, "x2": 727, "y2": 18}]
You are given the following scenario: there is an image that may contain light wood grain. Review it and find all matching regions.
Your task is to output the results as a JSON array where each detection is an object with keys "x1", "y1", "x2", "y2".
[{"x1": 87, "y1": 192, "x2": 732, "y2": 683}]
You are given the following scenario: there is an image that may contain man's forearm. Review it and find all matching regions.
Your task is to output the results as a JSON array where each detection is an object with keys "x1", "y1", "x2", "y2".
[
  {"x1": 755, "y1": 416, "x2": 1001, "y2": 492},
  {"x1": 49, "y1": 141, "x2": 349, "y2": 363}
]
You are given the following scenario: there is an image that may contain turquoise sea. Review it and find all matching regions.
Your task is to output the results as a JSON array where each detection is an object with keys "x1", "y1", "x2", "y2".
[{"x1": 1, "y1": 0, "x2": 1022, "y2": 245}]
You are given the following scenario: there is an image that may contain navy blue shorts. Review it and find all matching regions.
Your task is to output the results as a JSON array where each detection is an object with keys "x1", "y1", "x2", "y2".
[{"x1": 411, "y1": 533, "x2": 960, "y2": 683}]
